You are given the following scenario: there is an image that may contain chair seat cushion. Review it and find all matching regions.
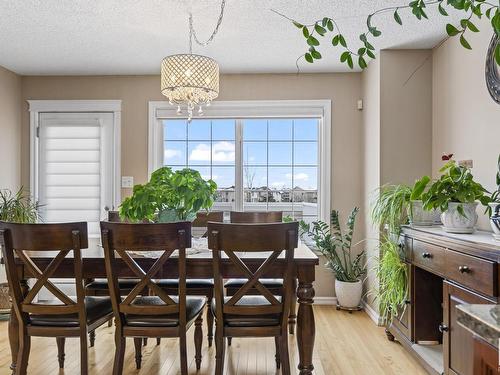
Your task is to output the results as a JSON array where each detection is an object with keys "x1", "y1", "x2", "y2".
[
  {"x1": 126, "y1": 296, "x2": 206, "y2": 327},
  {"x1": 157, "y1": 279, "x2": 214, "y2": 289},
  {"x1": 211, "y1": 295, "x2": 281, "y2": 327},
  {"x1": 85, "y1": 279, "x2": 141, "y2": 290},
  {"x1": 224, "y1": 278, "x2": 283, "y2": 289},
  {"x1": 30, "y1": 297, "x2": 113, "y2": 327}
]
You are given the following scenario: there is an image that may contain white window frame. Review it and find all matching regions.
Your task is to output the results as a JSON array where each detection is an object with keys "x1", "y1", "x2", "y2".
[
  {"x1": 148, "y1": 100, "x2": 331, "y2": 223},
  {"x1": 28, "y1": 100, "x2": 122, "y2": 211}
]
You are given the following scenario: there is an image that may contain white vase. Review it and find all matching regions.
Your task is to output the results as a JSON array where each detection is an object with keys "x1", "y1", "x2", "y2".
[
  {"x1": 489, "y1": 202, "x2": 500, "y2": 241},
  {"x1": 335, "y1": 279, "x2": 362, "y2": 308},
  {"x1": 409, "y1": 200, "x2": 437, "y2": 227},
  {"x1": 441, "y1": 202, "x2": 478, "y2": 234}
]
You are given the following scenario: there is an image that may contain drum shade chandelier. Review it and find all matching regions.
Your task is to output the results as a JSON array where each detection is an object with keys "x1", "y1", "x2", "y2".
[{"x1": 161, "y1": 1, "x2": 226, "y2": 121}]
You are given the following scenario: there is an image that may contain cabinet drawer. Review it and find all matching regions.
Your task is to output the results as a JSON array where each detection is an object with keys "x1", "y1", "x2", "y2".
[
  {"x1": 412, "y1": 239, "x2": 445, "y2": 274},
  {"x1": 445, "y1": 249, "x2": 497, "y2": 297}
]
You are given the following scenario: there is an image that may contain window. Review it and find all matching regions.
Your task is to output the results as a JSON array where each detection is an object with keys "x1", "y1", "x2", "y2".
[{"x1": 149, "y1": 100, "x2": 330, "y2": 223}]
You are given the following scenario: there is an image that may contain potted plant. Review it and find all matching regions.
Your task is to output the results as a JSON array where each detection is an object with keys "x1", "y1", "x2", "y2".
[
  {"x1": 422, "y1": 156, "x2": 490, "y2": 234},
  {"x1": 408, "y1": 176, "x2": 440, "y2": 227},
  {"x1": 300, "y1": 208, "x2": 366, "y2": 309},
  {"x1": 119, "y1": 167, "x2": 217, "y2": 223},
  {"x1": 0, "y1": 188, "x2": 40, "y2": 315},
  {"x1": 489, "y1": 154, "x2": 500, "y2": 241}
]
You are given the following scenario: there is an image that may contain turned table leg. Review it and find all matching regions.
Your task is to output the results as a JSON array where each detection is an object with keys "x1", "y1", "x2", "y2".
[{"x1": 297, "y1": 268, "x2": 315, "y2": 375}]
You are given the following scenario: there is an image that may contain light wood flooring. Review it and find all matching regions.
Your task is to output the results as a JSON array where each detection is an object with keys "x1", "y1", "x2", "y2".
[{"x1": 0, "y1": 306, "x2": 427, "y2": 374}]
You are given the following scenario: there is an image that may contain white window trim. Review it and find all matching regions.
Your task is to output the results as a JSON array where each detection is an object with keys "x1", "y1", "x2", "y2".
[
  {"x1": 28, "y1": 100, "x2": 122, "y2": 209},
  {"x1": 148, "y1": 100, "x2": 331, "y2": 223}
]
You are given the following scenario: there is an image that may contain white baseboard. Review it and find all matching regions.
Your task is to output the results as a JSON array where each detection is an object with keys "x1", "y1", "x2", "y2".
[
  {"x1": 314, "y1": 297, "x2": 337, "y2": 305},
  {"x1": 361, "y1": 300, "x2": 383, "y2": 326}
]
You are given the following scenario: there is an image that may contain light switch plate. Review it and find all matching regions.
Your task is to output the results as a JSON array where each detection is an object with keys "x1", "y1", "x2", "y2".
[{"x1": 121, "y1": 176, "x2": 134, "y2": 188}]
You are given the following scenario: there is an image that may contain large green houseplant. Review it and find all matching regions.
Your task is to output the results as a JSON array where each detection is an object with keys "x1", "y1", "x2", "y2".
[
  {"x1": 300, "y1": 208, "x2": 366, "y2": 308},
  {"x1": 119, "y1": 167, "x2": 217, "y2": 223}
]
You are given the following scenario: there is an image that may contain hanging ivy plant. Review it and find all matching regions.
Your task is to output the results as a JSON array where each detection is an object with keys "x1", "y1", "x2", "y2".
[{"x1": 272, "y1": 0, "x2": 500, "y2": 70}]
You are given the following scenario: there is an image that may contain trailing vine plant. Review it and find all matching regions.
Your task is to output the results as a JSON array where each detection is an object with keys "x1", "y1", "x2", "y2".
[{"x1": 272, "y1": 0, "x2": 500, "y2": 70}]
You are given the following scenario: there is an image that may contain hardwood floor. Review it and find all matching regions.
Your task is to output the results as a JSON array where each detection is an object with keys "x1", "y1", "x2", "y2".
[{"x1": 0, "y1": 306, "x2": 427, "y2": 374}]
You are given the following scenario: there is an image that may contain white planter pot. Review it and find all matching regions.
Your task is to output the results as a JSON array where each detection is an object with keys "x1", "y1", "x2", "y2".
[
  {"x1": 489, "y1": 202, "x2": 500, "y2": 241},
  {"x1": 441, "y1": 202, "x2": 478, "y2": 234},
  {"x1": 409, "y1": 200, "x2": 438, "y2": 227},
  {"x1": 335, "y1": 279, "x2": 362, "y2": 308}
]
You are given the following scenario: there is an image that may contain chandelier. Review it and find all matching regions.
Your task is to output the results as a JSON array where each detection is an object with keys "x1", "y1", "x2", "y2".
[{"x1": 161, "y1": 1, "x2": 226, "y2": 121}]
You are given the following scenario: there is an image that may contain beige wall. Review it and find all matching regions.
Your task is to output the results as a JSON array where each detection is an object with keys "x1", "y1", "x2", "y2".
[
  {"x1": 432, "y1": 18, "x2": 500, "y2": 230},
  {"x1": 21, "y1": 73, "x2": 364, "y2": 298},
  {"x1": 0, "y1": 66, "x2": 22, "y2": 191}
]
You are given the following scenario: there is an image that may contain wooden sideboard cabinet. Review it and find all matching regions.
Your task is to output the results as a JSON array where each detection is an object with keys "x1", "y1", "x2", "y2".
[
  {"x1": 387, "y1": 226, "x2": 500, "y2": 375},
  {"x1": 473, "y1": 336, "x2": 500, "y2": 375}
]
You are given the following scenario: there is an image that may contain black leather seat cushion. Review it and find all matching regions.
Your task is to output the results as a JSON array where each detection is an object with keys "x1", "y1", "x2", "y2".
[
  {"x1": 126, "y1": 296, "x2": 206, "y2": 327},
  {"x1": 85, "y1": 279, "x2": 140, "y2": 290},
  {"x1": 224, "y1": 278, "x2": 283, "y2": 289},
  {"x1": 211, "y1": 295, "x2": 281, "y2": 327},
  {"x1": 157, "y1": 279, "x2": 214, "y2": 289},
  {"x1": 30, "y1": 297, "x2": 113, "y2": 327}
]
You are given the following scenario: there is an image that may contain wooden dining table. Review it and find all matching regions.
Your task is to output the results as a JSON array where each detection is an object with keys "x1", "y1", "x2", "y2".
[{"x1": 7, "y1": 237, "x2": 319, "y2": 375}]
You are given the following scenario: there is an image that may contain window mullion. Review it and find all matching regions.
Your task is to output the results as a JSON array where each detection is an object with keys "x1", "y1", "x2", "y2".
[{"x1": 235, "y1": 119, "x2": 243, "y2": 211}]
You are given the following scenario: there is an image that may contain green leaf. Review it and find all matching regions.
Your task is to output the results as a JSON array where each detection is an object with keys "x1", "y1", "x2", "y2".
[
  {"x1": 486, "y1": 7, "x2": 492, "y2": 19},
  {"x1": 358, "y1": 47, "x2": 366, "y2": 55},
  {"x1": 307, "y1": 35, "x2": 320, "y2": 46},
  {"x1": 467, "y1": 20, "x2": 479, "y2": 32},
  {"x1": 339, "y1": 34, "x2": 347, "y2": 47},
  {"x1": 446, "y1": 23, "x2": 460, "y2": 36},
  {"x1": 293, "y1": 21, "x2": 304, "y2": 29},
  {"x1": 327, "y1": 19, "x2": 334, "y2": 31},
  {"x1": 358, "y1": 56, "x2": 367, "y2": 69},
  {"x1": 359, "y1": 33, "x2": 367, "y2": 43},
  {"x1": 322, "y1": 17, "x2": 329, "y2": 27},
  {"x1": 305, "y1": 53, "x2": 314, "y2": 63},
  {"x1": 394, "y1": 9, "x2": 402, "y2": 25},
  {"x1": 460, "y1": 35, "x2": 472, "y2": 49},
  {"x1": 366, "y1": 49, "x2": 376, "y2": 59},
  {"x1": 365, "y1": 41, "x2": 375, "y2": 50},
  {"x1": 460, "y1": 19, "x2": 468, "y2": 28},
  {"x1": 347, "y1": 54, "x2": 354, "y2": 69},
  {"x1": 340, "y1": 51, "x2": 350, "y2": 62},
  {"x1": 302, "y1": 26, "x2": 310, "y2": 38},
  {"x1": 372, "y1": 29, "x2": 382, "y2": 37},
  {"x1": 438, "y1": 3, "x2": 449, "y2": 16},
  {"x1": 332, "y1": 35, "x2": 339, "y2": 46},
  {"x1": 315, "y1": 23, "x2": 327, "y2": 36},
  {"x1": 472, "y1": 4, "x2": 482, "y2": 18},
  {"x1": 311, "y1": 49, "x2": 322, "y2": 59}
]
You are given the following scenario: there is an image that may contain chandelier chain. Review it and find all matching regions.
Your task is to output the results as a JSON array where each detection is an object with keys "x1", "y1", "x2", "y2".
[{"x1": 188, "y1": 0, "x2": 226, "y2": 53}]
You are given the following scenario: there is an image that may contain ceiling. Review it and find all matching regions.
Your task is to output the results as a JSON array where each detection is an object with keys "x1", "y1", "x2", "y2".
[{"x1": 0, "y1": 0, "x2": 461, "y2": 75}]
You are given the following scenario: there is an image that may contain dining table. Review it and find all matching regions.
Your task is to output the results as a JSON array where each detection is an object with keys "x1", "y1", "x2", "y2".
[{"x1": 7, "y1": 236, "x2": 319, "y2": 375}]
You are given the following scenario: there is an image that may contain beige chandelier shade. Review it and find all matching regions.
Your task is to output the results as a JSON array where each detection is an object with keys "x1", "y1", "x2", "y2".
[{"x1": 161, "y1": 54, "x2": 219, "y2": 105}]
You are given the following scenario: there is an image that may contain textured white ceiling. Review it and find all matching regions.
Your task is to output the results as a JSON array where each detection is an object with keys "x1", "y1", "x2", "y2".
[{"x1": 0, "y1": 0, "x2": 462, "y2": 75}]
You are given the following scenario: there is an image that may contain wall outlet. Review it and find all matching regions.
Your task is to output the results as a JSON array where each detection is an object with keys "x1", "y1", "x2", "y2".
[
  {"x1": 357, "y1": 99, "x2": 363, "y2": 110},
  {"x1": 458, "y1": 159, "x2": 473, "y2": 169},
  {"x1": 121, "y1": 176, "x2": 134, "y2": 188}
]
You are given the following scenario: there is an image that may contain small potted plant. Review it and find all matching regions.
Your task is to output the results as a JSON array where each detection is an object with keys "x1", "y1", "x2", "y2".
[
  {"x1": 489, "y1": 154, "x2": 500, "y2": 241},
  {"x1": 119, "y1": 167, "x2": 217, "y2": 223},
  {"x1": 408, "y1": 176, "x2": 440, "y2": 227},
  {"x1": 422, "y1": 155, "x2": 490, "y2": 234},
  {"x1": 300, "y1": 208, "x2": 366, "y2": 309}
]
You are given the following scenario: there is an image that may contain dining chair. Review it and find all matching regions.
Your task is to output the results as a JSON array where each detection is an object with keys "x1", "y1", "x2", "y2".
[
  {"x1": 207, "y1": 221, "x2": 299, "y2": 375},
  {"x1": 0, "y1": 221, "x2": 113, "y2": 375},
  {"x1": 157, "y1": 210, "x2": 223, "y2": 347},
  {"x1": 100, "y1": 221, "x2": 205, "y2": 374},
  {"x1": 225, "y1": 211, "x2": 297, "y2": 339}
]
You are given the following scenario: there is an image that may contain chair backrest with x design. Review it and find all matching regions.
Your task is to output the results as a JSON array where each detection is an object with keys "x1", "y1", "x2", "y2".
[
  {"x1": 0, "y1": 221, "x2": 88, "y2": 326},
  {"x1": 100, "y1": 221, "x2": 192, "y2": 327},
  {"x1": 207, "y1": 221, "x2": 298, "y2": 328},
  {"x1": 230, "y1": 211, "x2": 283, "y2": 224}
]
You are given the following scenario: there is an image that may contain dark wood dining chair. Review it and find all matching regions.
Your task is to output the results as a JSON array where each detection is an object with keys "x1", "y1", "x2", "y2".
[
  {"x1": 157, "y1": 210, "x2": 223, "y2": 347},
  {"x1": 207, "y1": 221, "x2": 299, "y2": 375},
  {"x1": 225, "y1": 210, "x2": 297, "y2": 339},
  {"x1": 0, "y1": 221, "x2": 113, "y2": 375},
  {"x1": 100, "y1": 221, "x2": 205, "y2": 374}
]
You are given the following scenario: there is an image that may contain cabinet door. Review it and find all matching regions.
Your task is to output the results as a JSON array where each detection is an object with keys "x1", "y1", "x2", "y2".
[
  {"x1": 443, "y1": 281, "x2": 495, "y2": 375},
  {"x1": 392, "y1": 262, "x2": 412, "y2": 341},
  {"x1": 474, "y1": 336, "x2": 500, "y2": 375}
]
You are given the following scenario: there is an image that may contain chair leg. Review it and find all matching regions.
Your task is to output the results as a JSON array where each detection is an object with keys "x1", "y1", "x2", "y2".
[
  {"x1": 279, "y1": 334, "x2": 291, "y2": 375},
  {"x1": 133, "y1": 338, "x2": 143, "y2": 369},
  {"x1": 56, "y1": 337, "x2": 66, "y2": 369},
  {"x1": 179, "y1": 331, "x2": 188, "y2": 375},
  {"x1": 215, "y1": 327, "x2": 226, "y2": 375},
  {"x1": 207, "y1": 297, "x2": 214, "y2": 347},
  {"x1": 16, "y1": 332, "x2": 31, "y2": 375},
  {"x1": 227, "y1": 337, "x2": 232, "y2": 346},
  {"x1": 80, "y1": 331, "x2": 89, "y2": 375},
  {"x1": 89, "y1": 330, "x2": 96, "y2": 347},
  {"x1": 274, "y1": 336, "x2": 281, "y2": 369},
  {"x1": 194, "y1": 313, "x2": 203, "y2": 370},
  {"x1": 288, "y1": 280, "x2": 297, "y2": 335},
  {"x1": 113, "y1": 333, "x2": 126, "y2": 375}
]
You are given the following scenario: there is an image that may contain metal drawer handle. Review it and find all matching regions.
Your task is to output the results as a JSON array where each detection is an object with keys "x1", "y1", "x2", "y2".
[
  {"x1": 439, "y1": 323, "x2": 449, "y2": 333},
  {"x1": 422, "y1": 252, "x2": 432, "y2": 259},
  {"x1": 458, "y1": 265, "x2": 471, "y2": 274}
]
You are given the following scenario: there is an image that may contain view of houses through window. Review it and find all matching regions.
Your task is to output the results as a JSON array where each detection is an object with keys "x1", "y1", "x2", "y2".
[{"x1": 163, "y1": 118, "x2": 319, "y2": 222}]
